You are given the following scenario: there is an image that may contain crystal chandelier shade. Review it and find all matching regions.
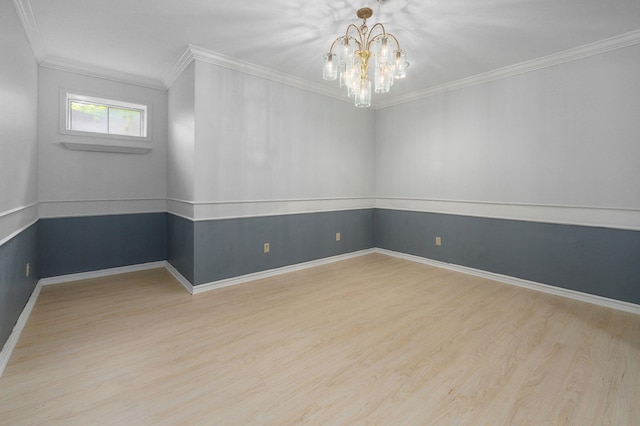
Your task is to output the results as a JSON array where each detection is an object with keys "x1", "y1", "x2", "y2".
[{"x1": 322, "y1": 7, "x2": 408, "y2": 108}]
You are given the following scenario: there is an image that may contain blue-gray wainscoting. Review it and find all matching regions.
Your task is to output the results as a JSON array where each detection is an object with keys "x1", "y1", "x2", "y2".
[
  {"x1": 167, "y1": 214, "x2": 194, "y2": 284},
  {"x1": 374, "y1": 209, "x2": 640, "y2": 305},
  {"x1": 0, "y1": 223, "x2": 38, "y2": 351},
  {"x1": 38, "y1": 213, "x2": 167, "y2": 278},
  {"x1": 190, "y1": 209, "x2": 375, "y2": 285}
]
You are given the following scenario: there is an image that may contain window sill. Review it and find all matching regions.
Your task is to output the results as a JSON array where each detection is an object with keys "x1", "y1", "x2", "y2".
[{"x1": 61, "y1": 141, "x2": 151, "y2": 154}]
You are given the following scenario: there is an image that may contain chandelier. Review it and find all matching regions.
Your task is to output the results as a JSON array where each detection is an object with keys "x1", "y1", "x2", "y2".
[{"x1": 322, "y1": 6, "x2": 408, "y2": 108}]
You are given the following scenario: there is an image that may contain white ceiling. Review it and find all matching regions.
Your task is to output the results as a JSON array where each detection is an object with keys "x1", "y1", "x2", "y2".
[{"x1": 18, "y1": 0, "x2": 640, "y2": 105}]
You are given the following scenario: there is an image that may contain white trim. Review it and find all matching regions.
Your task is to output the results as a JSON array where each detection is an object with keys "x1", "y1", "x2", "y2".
[
  {"x1": 191, "y1": 196, "x2": 374, "y2": 205},
  {"x1": 167, "y1": 197, "x2": 376, "y2": 222},
  {"x1": 176, "y1": 45, "x2": 348, "y2": 103},
  {"x1": 12, "y1": 0, "x2": 46, "y2": 62},
  {"x1": 191, "y1": 249, "x2": 375, "y2": 294},
  {"x1": 166, "y1": 211, "x2": 195, "y2": 222},
  {"x1": 3, "y1": 248, "x2": 636, "y2": 379},
  {"x1": 0, "y1": 281, "x2": 42, "y2": 378},
  {"x1": 193, "y1": 207, "x2": 375, "y2": 222},
  {"x1": 39, "y1": 57, "x2": 165, "y2": 90},
  {"x1": 14, "y1": 0, "x2": 640, "y2": 106},
  {"x1": 0, "y1": 261, "x2": 181, "y2": 379},
  {"x1": 0, "y1": 219, "x2": 38, "y2": 247},
  {"x1": 189, "y1": 44, "x2": 346, "y2": 101},
  {"x1": 0, "y1": 202, "x2": 39, "y2": 219},
  {"x1": 167, "y1": 198, "x2": 195, "y2": 205},
  {"x1": 193, "y1": 198, "x2": 376, "y2": 221},
  {"x1": 375, "y1": 197, "x2": 640, "y2": 231},
  {"x1": 3, "y1": 199, "x2": 638, "y2": 231},
  {"x1": 39, "y1": 198, "x2": 167, "y2": 204},
  {"x1": 28, "y1": 249, "x2": 376, "y2": 296},
  {"x1": 375, "y1": 29, "x2": 640, "y2": 109},
  {"x1": 166, "y1": 198, "x2": 195, "y2": 220},
  {"x1": 61, "y1": 92, "x2": 151, "y2": 146},
  {"x1": 376, "y1": 196, "x2": 640, "y2": 211},
  {"x1": 38, "y1": 199, "x2": 167, "y2": 218},
  {"x1": 40, "y1": 261, "x2": 166, "y2": 286},
  {"x1": 375, "y1": 248, "x2": 640, "y2": 315},
  {"x1": 171, "y1": 31, "x2": 640, "y2": 109},
  {"x1": 163, "y1": 46, "x2": 197, "y2": 89},
  {"x1": 60, "y1": 141, "x2": 152, "y2": 154},
  {"x1": 0, "y1": 203, "x2": 39, "y2": 246},
  {"x1": 164, "y1": 261, "x2": 194, "y2": 294},
  {"x1": 167, "y1": 199, "x2": 195, "y2": 221},
  {"x1": 167, "y1": 196, "x2": 375, "y2": 206}
]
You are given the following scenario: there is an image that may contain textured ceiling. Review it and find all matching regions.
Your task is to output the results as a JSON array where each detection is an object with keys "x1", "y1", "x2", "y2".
[{"x1": 21, "y1": 0, "x2": 640, "y2": 104}]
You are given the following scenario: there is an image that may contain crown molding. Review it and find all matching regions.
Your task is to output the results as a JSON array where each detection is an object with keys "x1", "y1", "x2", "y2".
[
  {"x1": 14, "y1": 0, "x2": 165, "y2": 89},
  {"x1": 13, "y1": 0, "x2": 640, "y2": 106},
  {"x1": 39, "y1": 57, "x2": 166, "y2": 90},
  {"x1": 12, "y1": 0, "x2": 46, "y2": 62},
  {"x1": 374, "y1": 29, "x2": 640, "y2": 109},
  {"x1": 165, "y1": 44, "x2": 349, "y2": 103},
  {"x1": 188, "y1": 45, "x2": 346, "y2": 102},
  {"x1": 163, "y1": 46, "x2": 196, "y2": 88}
]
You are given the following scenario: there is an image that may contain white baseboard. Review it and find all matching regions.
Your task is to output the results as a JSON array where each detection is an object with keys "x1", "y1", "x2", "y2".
[
  {"x1": 0, "y1": 281, "x2": 42, "y2": 378},
  {"x1": 2, "y1": 248, "x2": 638, "y2": 381},
  {"x1": 375, "y1": 248, "x2": 640, "y2": 315},
  {"x1": 39, "y1": 261, "x2": 167, "y2": 286},
  {"x1": 35, "y1": 249, "x2": 377, "y2": 297},
  {"x1": 191, "y1": 249, "x2": 376, "y2": 294},
  {"x1": 164, "y1": 261, "x2": 194, "y2": 294},
  {"x1": 0, "y1": 250, "x2": 366, "y2": 379}
]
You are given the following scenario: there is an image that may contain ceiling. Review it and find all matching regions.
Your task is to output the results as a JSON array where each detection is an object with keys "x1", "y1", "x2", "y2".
[{"x1": 18, "y1": 0, "x2": 640, "y2": 105}]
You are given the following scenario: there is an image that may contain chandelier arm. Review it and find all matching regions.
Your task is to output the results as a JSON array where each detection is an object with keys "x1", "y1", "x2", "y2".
[
  {"x1": 386, "y1": 33, "x2": 402, "y2": 52},
  {"x1": 328, "y1": 36, "x2": 343, "y2": 54},
  {"x1": 365, "y1": 23, "x2": 387, "y2": 49},
  {"x1": 367, "y1": 23, "x2": 387, "y2": 38},
  {"x1": 344, "y1": 23, "x2": 360, "y2": 37},
  {"x1": 344, "y1": 23, "x2": 365, "y2": 49},
  {"x1": 366, "y1": 32, "x2": 387, "y2": 50}
]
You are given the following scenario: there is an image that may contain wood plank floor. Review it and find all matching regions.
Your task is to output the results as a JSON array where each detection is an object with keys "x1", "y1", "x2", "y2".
[{"x1": 1, "y1": 253, "x2": 639, "y2": 425}]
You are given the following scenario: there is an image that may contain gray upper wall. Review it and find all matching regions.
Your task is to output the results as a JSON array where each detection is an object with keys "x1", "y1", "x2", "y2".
[
  {"x1": 3, "y1": 0, "x2": 638, "y2": 234},
  {"x1": 0, "y1": 1, "x2": 39, "y2": 354},
  {"x1": 0, "y1": 0, "x2": 39, "y2": 245},
  {"x1": 167, "y1": 59, "x2": 376, "y2": 222},
  {"x1": 375, "y1": 43, "x2": 640, "y2": 232},
  {"x1": 37, "y1": 67, "x2": 169, "y2": 220},
  {"x1": 24, "y1": 26, "x2": 640, "y2": 233}
]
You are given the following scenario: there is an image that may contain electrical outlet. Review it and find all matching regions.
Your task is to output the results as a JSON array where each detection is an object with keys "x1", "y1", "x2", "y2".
[
  {"x1": 263, "y1": 243, "x2": 270, "y2": 253},
  {"x1": 435, "y1": 237, "x2": 442, "y2": 246},
  {"x1": 336, "y1": 232, "x2": 341, "y2": 241},
  {"x1": 26, "y1": 262, "x2": 30, "y2": 277}
]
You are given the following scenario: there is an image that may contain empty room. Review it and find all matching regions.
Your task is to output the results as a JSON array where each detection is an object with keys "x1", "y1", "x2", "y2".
[{"x1": 1, "y1": 0, "x2": 639, "y2": 423}]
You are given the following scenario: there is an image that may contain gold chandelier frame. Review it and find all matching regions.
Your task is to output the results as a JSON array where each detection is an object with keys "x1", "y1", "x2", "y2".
[{"x1": 323, "y1": 7, "x2": 408, "y2": 107}]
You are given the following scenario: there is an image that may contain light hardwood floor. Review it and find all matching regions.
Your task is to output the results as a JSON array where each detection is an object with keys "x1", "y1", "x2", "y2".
[{"x1": 1, "y1": 253, "x2": 639, "y2": 425}]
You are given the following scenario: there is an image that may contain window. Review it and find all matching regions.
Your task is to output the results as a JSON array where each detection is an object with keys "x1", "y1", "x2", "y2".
[{"x1": 65, "y1": 93, "x2": 148, "y2": 138}]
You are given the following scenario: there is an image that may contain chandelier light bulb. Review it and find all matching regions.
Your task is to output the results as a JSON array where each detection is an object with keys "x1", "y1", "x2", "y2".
[
  {"x1": 355, "y1": 79, "x2": 371, "y2": 108},
  {"x1": 323, "y1": 53, "x2": 338, "y2": 81}
]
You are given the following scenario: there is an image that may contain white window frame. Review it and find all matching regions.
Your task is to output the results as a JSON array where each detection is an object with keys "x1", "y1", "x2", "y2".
[{"x1": 59, "y1": 89, "x2": 153, "y2": 154}]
